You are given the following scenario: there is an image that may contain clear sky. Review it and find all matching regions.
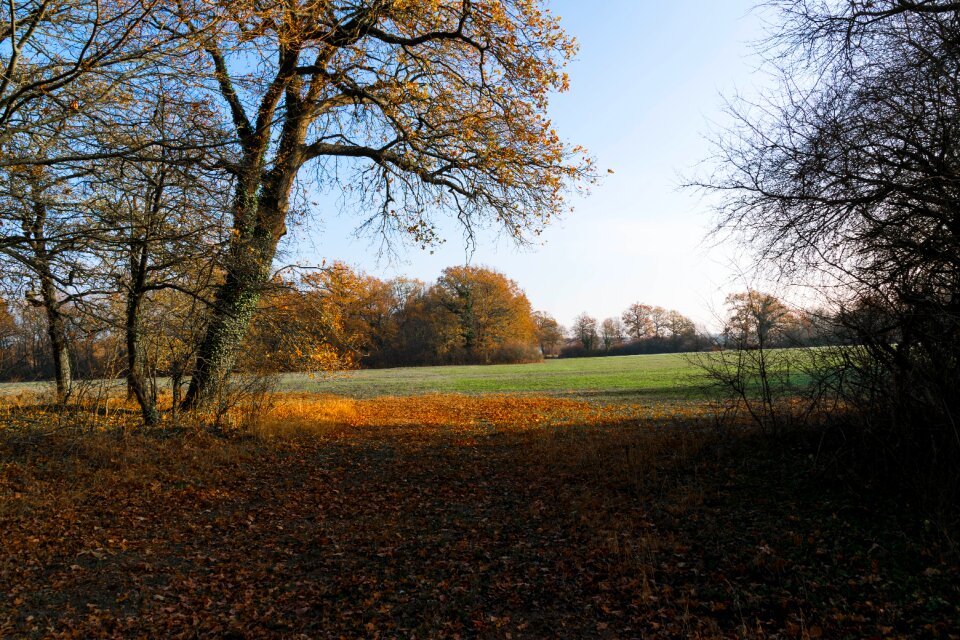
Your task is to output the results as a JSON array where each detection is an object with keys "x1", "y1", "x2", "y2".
[{"x1": 288, "y1": 1, "x2": 769, "y2": 331}]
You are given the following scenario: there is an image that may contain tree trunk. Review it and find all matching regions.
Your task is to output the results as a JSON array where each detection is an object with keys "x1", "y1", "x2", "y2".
[
  {"x1": 182, "y1": 184, "x2": 290, "y2": 410},
  {"x1": 27, "y1": 193, "x2": 72, "y2": 405},
  {"x1": 38, "y1": 272, "x2": 71, "y2": 404},
  {"x1": 170, "y1": 368, "x2": 183, "y2": 428},
  {"x1": 124, "y1": 170, "x2": 164, "y2": 427},
  {"x1": 181, "y1": 258, "x2": 271, "y2": 410},
  {"x1": 126, "y1": 284, "x2": 159, "y2": 426}
]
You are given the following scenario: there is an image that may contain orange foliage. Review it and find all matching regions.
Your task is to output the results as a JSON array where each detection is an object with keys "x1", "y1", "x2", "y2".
[
  {"x1": 258, "y1": 392, "x2": 714, "y2": 438},
  {"x1": 426, "y1": 265, "x2": 540, "y2": 364}
]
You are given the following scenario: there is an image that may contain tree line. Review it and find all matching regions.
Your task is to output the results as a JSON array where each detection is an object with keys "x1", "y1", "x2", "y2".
[
  {"x1": 0, "y1": 260, "x2": 736, "y2": 384},
  {"x1": 250, "y1": 264, "x2": 543, "y2": 370},
  {"x1": 0, "y1": 262, "x2": 546, "y2": 384},
  {"x1": 563, "y1": 305, "x2": 703, "y2": 357},
  {"x1": 560, "y1": 290, "x2": 847, "y2": 358},
  {"x1": 1, "y1": 252, "x2": 850, "y2": 391}
]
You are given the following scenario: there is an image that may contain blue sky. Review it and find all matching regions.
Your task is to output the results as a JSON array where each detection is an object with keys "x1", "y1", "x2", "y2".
[{"x1": 289, "y1": 1, "x2": 769, "y2": 330}]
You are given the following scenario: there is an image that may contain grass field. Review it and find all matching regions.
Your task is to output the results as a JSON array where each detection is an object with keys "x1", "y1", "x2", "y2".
[
  {"x1": 278, "y1": 353, "x2": 708, "y2": 400},
  {"x1": 0, "y1": 352, "x2": 711, "y2": 402}
]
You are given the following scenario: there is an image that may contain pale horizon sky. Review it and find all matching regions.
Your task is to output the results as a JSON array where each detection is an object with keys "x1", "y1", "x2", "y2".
[{"x1": 287, "y1": 1, "x2": 772, "y2": 331}]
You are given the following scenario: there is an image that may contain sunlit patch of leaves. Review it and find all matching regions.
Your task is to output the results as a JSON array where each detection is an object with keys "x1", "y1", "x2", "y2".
[{"x1": 260, "y1": 392, "x2": 716, "y2": 435}]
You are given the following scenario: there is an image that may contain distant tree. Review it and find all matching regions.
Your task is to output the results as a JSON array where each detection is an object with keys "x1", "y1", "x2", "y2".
[
  {"x1": 245, "y1": 264, "x2": 388, "y2": 374},
  {"x1": 533, "y1": 311, "x2": 565, "y2": 357},
  {"x1": 600, "y1": 317, "x2": 624, "y2": 351},
  {"x1": 648, "y1": 306, "x2": 669, "y2": 338},
  {"x1": 723, "y1": 291, "x2": 796, "y2": 350},
  {"x1": 303, "y1": 262, "x2": 402, "y2": 364},
  {"x1": 388, "y1": 280, "x2": 435, "y2": 366},
  {"x1": 621, "y1": 303, "x2": 654, "y2": 341},
  {"x1": 4, "y1": 301, "x2": 50, "y2": 378},
  {"x1": 665, "y1": 310, "x2": 697, "y2": 339},
  {"x1": 572, "y1": 312, "x2": 598, "y2": 351},
  {"x1": 621, "y1": 303, "x2": 671, "y2": 340},
  {"x1": 429, "y1": 266, "x2": 538, "y2": 364}
]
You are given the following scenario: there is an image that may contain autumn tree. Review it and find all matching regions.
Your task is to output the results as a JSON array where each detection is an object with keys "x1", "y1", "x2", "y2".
[
  {"x1": 600, "y1": 317, "x2": 623, "y2": 351},
  {"x1": 610, "y1": 302, "x2": 701, "y2": 354},
  {"x1": 303, "y1": 264, "x2": 405, "y2": 362},
  {"x1": 247, "y1": 262, "x2": 396, "y2": 372},
  {"x1": 621, "y1": 303, "x2": 669, "y2": 339},
  {"x1": 242, "y1": 264, "x2": 541, "y2": 369},
  {"x1": 665, "y1": 310, "x2": 696, "y2": 340},
  {"x1": 572, "y1": 312, "x2": 598, "y2": 351},
  {"x1": 621, "y1": 303, "x2": 653, "y2": 341},
  {"x1": 243, "y1": 280, "x2": 360, "y2": 376},
  {"x1": 0, "y1": 299, "x2": 50, "y2": 379},
  {"x1": 648, "y1": 305, "x2": 671, "y2": 339},
  {"x1": 428, "y1": 265, "x2": 537, "y2": 364},
  {"x1": 532, "y1": 310, "x2": 564, "y2": 357},
  {"x1": 176, "y1": 0, "x2": 591, "y2": 408},
  {"x1": 723, "y1": 291, "x2": 796, "y2": 350}
]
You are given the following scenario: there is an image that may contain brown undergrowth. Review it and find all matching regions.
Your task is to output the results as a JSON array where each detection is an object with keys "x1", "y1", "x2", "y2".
[{"x1": 0, "y1": 393, "x2": 957, "y2": 638}]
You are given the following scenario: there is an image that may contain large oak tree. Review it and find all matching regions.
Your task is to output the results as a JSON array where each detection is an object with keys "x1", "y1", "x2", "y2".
[{"x1": 176, "y1": 0, "x2": 591, "y2": 407}]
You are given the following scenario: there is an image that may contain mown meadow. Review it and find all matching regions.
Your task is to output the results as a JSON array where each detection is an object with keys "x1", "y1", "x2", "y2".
[
  {"x1": 278, "y1": 353, "x2": 708, "y2": 400},
  {"x1": 1, "y1": 354, "x2": 956, "y2": 638},
  {"x1": 0, "y1": 352, "x2": 707, "y2": 402}
]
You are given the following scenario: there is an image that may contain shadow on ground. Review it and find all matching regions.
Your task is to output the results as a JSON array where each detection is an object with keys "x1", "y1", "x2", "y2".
[{"x1": 1, "y1": 414, "x2": 957, "y2": 638}]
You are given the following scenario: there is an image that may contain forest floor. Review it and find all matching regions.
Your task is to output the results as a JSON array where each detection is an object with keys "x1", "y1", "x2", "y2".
[{"x1": 0, "y1": 393, "x2": 957, "y2": 639}]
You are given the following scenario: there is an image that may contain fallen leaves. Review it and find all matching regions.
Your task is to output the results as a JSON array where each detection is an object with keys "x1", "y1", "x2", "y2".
[
  {"x1": 0, "y1": 395, "x2": 957, "y2": 638},
  {"x1": 259, "y1": 392, "x2": 714, "y2": 439}
]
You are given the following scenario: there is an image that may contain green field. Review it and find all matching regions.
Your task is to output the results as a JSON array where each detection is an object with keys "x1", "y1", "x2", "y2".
[
  {"x1": 0, "y1": 350, "x2": 819, "y2": 403},
  {"x1": 278, "y1": 353, "x2": 711, "y2": 400},
  {"x1": 0, "y1": 353, "x2": 711, "y2": 402}
]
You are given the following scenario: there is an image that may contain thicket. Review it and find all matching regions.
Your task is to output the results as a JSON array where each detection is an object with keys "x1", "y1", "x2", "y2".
[{"x1": 697, "y1": 0, "x2": 960, "y2": 531}]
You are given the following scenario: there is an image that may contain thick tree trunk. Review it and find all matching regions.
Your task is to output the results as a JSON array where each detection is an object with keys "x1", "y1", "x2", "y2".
[
  {"x1": 182, "y1": 67, "x2": 309, "y2": 411},
  {"x1": 181, "y1": 256, "x2": 272, "y2": 410},
  {"x1": 38, "y1": 273, "x2": 71, "y2": 404},
  {"x1": 126, "y1": 286, "x2": 159, "y2": 426},
  {"x1": 182, "y1": 186, "x2": 290, "y2": 410}
]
